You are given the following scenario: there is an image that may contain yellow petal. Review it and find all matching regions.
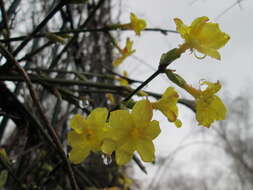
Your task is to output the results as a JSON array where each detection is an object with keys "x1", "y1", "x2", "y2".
[
  {"x1": 69, "y1": 114, "x2": 87, "y2": 134},
  {"x1": 174, "y1": 18, "x2": 190, "y2": 40},
  {"x1": 190, "y1": 16, "x2": 209, "y2": 35},
  {"x1": 197, "y1": 23, "x2": 230, "y2": 49},
  {"x1": 115, "y1": 150, "x2": 133, "y2": 165},
  {"x1": 109, "y1": 110, "x2": 134, "y2": 139},
  {"x1": 145, "y1": 120, "x2": 161, "y2": 140},
  {"x1": 67, "y1": 131, "x2": 86, "y2": 147},
  {"x1": 136, "y1": 139, "x2": 155, "y2": 162},
  {"x1": 152, "y1": 87, "x2": 179, "y2": 122},
  {"x1": 69, "y1": 147, "x2": 90, "y2": 164},
  {"x1": 87, "y1": 108, "x2": 108, "y2": 125},
  {"x1": 115, "y1": 138, "x2": 135, "y2": 165},
  {"x1": 131, "y1": 99, "x2": 153, "y2": 126},
  {"x1": 101, "y1": 138, "x2": 117, "y2": 154},
  {"x1": 196, "y1": 46, "x2": 221, "y2": 60}
]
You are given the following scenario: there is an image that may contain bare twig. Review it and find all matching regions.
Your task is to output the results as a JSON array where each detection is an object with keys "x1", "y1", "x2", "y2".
[{"x1": 0, "y1": 44, "x2": 79, "y2": 190}]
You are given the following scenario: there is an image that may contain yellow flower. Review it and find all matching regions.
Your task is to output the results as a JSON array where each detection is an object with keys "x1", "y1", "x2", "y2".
[
  {"x1": 121, "y1": 13, "x2": 147, "y2": 36},
  {"x1": 183, "y1": 81, "x2": 227, "y2": 127},
  {"x1": 113, "y1": 38, "x2": 136, "y2": 67},
  {"x1": 67, "y1": 108, "x2": 108, "y2": 164},
  {"x1": 174, "y1": 16, "x2": 230, "y2": 60},
  {"x1": 151, "y1": 87, "x2": 182, "y2": 128},
  {"x1": 102, "y1": 100, "x2": 161, "y2": 165}
]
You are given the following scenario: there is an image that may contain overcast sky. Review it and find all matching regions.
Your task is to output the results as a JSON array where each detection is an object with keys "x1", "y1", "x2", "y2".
[{"x1": 111, "y1": 0, "x2": 253, "y2": 187}]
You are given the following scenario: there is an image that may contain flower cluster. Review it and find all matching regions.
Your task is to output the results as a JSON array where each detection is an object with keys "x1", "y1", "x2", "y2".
[
  {"x1": 68, "y1": 100, "x2": 161, "y2": 165},
  {"x1": 67, "y1": 16, "x2": 230, "y2": 166}
]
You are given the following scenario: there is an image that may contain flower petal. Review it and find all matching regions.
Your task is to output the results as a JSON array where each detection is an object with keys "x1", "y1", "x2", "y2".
[
  {"x1": 115, "y1": 150, "x2": 133, "y2": 165},
  {"x1": 136, "y1": 139, "x2": 155, "y2": 162},
  {"x1": 174, "y1": 18, "x2": 190, "y2": 40},
  {"x1": 152, "y1": 87, "x2": 179, "y2": 122},
  {"x1": 101, "y1": 138, "x2": 117, "y2": 154},
  {"x1": 69, "y1": 147, "x2": 90, "y2": 164},
  {"x1": 69, "y1": 114, "x2": 87, "y2": 134},
  {"x1": 67, "y1": 131, "x2": 86, "y2": 147},
  {"x1": 132, "y1": 99, "x2": 153, "y2": 126},
  {"x1": 190, "y1": 16, "x2": 209, "y2": 35},
  {"x1": 87, "y1": 108, "x2": 108, "y2": 125},
  {"x1": 109, "y1": 110, "x2": 134, "y2": 140},
  {"x1": 197, "y1": 23, "x2": 230, "y2": 49},
  {"x1": 196, "y1": 46, "x2": 221, "y2": 60},
  {"x1": 145, "y1": 120, "x2": 161, "y2": 140}
]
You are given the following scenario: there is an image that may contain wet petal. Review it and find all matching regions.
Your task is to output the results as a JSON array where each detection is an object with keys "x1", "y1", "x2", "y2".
[{"x1": 196, "y1": 46, "x2": 221, "y2": 60}]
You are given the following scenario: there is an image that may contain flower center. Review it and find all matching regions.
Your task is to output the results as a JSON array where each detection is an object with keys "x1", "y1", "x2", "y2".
[
  {"x1": 130, "y1": 127, "x2": 141, "y2": 138},
  {"x1": 84, "y1": 128, "x2": 94, "y2": 139}
]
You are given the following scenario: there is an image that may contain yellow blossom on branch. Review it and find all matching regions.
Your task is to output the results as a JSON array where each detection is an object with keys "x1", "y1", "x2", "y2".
[
  {"x1": 151, "y1": 87, "x2": 182, "y2": 128},
  {"x1": 67, "y1": 108, "x2": 109, "y2": 164},
  {"x1": 113, "y1": 38, "x2": 135, "y2": 67},
  {"x1": 120, "y1": 13, "x2": 147, "y2": 36},
  {"x1": 183, "y1": 81, "x2": 227, "y2": 127},
  {"x1": 101, "y1": 100, "x2": 161, "y2": 165},
  {"x1": 174, "y1": 16, "x2": 230, "y2": 60}
]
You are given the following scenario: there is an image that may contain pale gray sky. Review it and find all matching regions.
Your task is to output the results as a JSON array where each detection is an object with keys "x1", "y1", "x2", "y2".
[{"x1": 112, "y1": 0, "x2": 253, "y2": 188}]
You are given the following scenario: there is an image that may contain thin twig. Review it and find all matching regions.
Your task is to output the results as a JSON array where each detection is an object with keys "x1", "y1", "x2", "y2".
[
  {"x1": 0, "y1": 2, "x2": 65, "y2": 73},
  {"x1": 0, "y1": 28, "x2": 177, "y2": 43},
  {"x1": 49, "y1": 0, "x2": 106, "y2": 69},
  {"x1": 0, "y1": 44, "x2": 79, "y2": 190}
]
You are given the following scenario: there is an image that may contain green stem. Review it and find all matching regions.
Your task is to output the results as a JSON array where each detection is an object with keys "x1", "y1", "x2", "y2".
[{"x1": 122, "y1": 70, "x2": 161, "y2": 102}]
